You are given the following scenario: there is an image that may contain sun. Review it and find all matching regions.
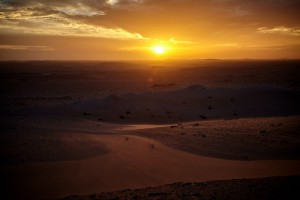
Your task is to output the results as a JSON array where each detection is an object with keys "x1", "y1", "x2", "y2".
[{"x1": 152, "y1": 45, "x2": 166, "y2": 55}]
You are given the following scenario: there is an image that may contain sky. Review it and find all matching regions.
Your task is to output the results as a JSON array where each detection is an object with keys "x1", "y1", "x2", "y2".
[{"x1": 0, "y1": 0, "x2": 299, "y2": 60}]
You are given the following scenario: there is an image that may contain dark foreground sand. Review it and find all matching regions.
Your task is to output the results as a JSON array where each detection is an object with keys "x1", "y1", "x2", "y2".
[
  {"x1": 61, "y1": 176, "x2": 300, "y2": 200},
  {"x1": 1, "y1": 60, "x2": 300, "y2": 199},
  {"x1": 1, "y1": 133, "x2": 299, "y2": 199}
]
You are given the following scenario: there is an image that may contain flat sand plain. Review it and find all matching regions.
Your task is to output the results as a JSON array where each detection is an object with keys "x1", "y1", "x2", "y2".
[{"x1": 1, "y1": 60, "x2": 300, "y2": 199}]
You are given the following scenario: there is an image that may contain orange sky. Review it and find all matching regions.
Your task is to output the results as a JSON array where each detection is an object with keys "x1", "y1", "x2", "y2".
[{"x1": 0, "y1": 0, "x2": 299, "y2": 60}]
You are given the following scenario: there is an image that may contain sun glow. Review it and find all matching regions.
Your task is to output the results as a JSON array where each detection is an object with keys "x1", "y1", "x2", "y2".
[{"x1": 152, "y1": 45, "x2": 166, "y2": 54}]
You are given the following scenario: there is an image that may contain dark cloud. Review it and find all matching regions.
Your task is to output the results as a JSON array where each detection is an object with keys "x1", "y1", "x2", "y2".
[{"x1": 0, "y1": 0, "x2": 107, "y2": 16}]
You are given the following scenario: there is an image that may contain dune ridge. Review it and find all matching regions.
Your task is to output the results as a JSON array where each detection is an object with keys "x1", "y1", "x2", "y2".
[
  {"x1": 1, "y1": 60, "x2": 300, "y2": 199},
  {"x1": 2, "y1": 134, "x2": 300, "y2": 199}
]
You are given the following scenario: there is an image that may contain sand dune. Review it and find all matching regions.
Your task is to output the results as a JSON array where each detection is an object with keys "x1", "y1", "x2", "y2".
[
  {"x1": 131, "y1": 116, "x2": 300, "y2": 160},
  {"x1": 2, "y1": 133, "x2": 300, "y2": 199},
  {"x1": 1, "y1": 60, "x2": 300, "y2": 200},
  {"x1": 10, "y1": 85, "x2": 300, "y2": 124}
]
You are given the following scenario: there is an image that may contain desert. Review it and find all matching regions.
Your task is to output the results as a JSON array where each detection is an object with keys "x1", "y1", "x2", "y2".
[
  {"x1": 1, "y1": 60, "x2": 300, "y2": 199},
  {"x1": 1, "y1": 0, "x2": 300, "y2": 199}
]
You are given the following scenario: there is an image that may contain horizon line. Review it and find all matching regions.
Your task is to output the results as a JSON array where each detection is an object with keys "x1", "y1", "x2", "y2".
[{"x1": 1, "y1": 58, "x2": 300, "y2": 62}]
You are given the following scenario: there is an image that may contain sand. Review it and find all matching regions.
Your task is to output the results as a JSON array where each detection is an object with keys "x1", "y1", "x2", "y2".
[
  {"x1": 61, "y1": 176, "x2": 300, "y2": 200},
  {"x1": 1, "y1": 60, "x2": 300, "y2": 199},
  {"x1": 2, "y1": 134, "x2": 300, "y2": 199}
]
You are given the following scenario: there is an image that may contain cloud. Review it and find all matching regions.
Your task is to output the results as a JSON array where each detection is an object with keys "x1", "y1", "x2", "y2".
[
  {"x1": 52, "y1": 5, "x2": 105, "y2": 16},
  {"x1": 106, "y1": 0, "x2": 119, "y2": 6},
  {"x1": 168, "y1": 38, "x2": 197, "y2": 45},
  {"x1": 0, "y1": 0, "x2": 196, "y2": 43},
  {"x1": 213, "y1": 0, "x2": 300, "y2": 17},
  {"x1": 0, "y1": 13, "x2": 146, "y2": 39},
  {"x1": 0, "y1": 0, "x2": 107, "y2": 17},
  {"x1": 0, "y1": 44, "x2": 54, "y2": 50},
  {"x1": 231, "y1": 7, "x2": 250, "y2": 16},
  {"x1": 0, "y1": 0, "x2": 148, "y2": 40},
  {"x1": 106, "y1": 0, "x2": 145, "y2": 5},
  {"x1": 209, "y1": 42, "x2": 300, "y2": 52},
  {"x1": 257, "y1": 26, "x2": 300, "y2": 37}
]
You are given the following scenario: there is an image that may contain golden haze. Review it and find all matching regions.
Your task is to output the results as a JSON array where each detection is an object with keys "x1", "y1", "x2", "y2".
[{"x1": 0, "y1": 0, "x2": 299, "y2": 60}]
